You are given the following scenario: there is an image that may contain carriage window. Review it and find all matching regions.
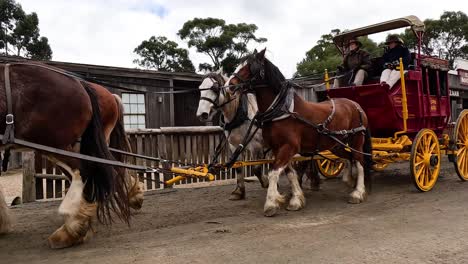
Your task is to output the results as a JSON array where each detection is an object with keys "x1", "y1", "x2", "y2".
[
  {"x1": 439, "y1": 71, "x2": 447, "y2": 96},
  {"x1": 428, "y1": 68, "x2": 438, "y2": 95},
  {"x1": 122, "y1": 93, "x2": 146, "y2": 129}
]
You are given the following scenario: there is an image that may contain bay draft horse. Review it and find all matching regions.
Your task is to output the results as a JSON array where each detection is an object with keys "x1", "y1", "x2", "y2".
[
  {"x1": 0, "y1": 63, "x2": 144, "y2": 248},
  {"x1": 226, "y1": 49, "x2": 372, "y2": 216},
  {"x1": 196, "y1": 71, "x2": 321, "y2": 201}
]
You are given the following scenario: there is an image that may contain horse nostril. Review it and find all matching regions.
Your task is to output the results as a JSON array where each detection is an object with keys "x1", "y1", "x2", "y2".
[{"x1": 200, "y1": 112, "x2": 209, "y2": 121}]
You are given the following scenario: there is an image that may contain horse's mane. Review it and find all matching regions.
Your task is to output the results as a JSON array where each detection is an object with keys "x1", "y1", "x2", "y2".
[
  {"x1": 263, "y1": 58, "x2": 286, "y2": 94},
  {"x1": 243, "y1": 54, "x2": 286, "y2": 94},
  {"x1": 203, "y1": 71, "x2": 226, "y2": 86}
]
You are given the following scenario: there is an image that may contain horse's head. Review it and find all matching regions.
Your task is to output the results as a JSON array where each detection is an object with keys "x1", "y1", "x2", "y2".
[
  {"x1": 226, "y1": 48, "x2": 267, "y2": 93},
  {"x1": 196, "y1": 72, "x2": 228, "y2": 122}
]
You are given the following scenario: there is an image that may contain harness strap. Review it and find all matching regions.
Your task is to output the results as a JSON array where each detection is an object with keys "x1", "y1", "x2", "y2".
[
  {"x1": 224, "y1": 93, "x2": 250, "y2": 131},
  {"x1": 3, "y1": 64, "x2": 14, "y2": 144}
]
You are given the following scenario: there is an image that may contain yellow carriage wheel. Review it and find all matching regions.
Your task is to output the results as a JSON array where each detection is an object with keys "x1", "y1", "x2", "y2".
[
  {"x1": 452, "y1": 109, "x2": 468, "y2": 181},
  {"x1": 316, "y1": 159, "x2": 345, "y2": 178},
  {"x1": 372, "y1": 163, "x2": 389, "y2": 172},
  {"x1": 410, "y1": 129, "x2": 441, "y2": 192}
]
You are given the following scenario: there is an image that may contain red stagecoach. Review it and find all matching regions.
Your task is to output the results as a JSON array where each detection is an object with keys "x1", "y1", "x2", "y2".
[{"x1": 325, "y1": 15, "x2": 468, "y2": 191}]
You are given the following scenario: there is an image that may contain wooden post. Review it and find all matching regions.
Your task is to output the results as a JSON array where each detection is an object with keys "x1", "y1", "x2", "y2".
[
  {"x1": 169, "y1": 79, "x2": 175, "y2": 127},
  {"x1": 22, "y1": 151, "x2": 36, "y2": 203}
]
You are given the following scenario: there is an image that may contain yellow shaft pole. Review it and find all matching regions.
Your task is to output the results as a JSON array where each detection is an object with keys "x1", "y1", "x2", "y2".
[
  {"x1": 165, "y1": 176, "x2": 186, "y2": 186},
  {"x1": 325, "y1": 69, "x2": 330, "y2": 90},
  {"x1": 394, "y1": 57, "x2": 408, "y2": 139}
]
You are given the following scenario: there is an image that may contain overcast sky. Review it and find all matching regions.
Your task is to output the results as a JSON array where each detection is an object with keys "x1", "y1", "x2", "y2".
[{"x1": 18, "y1": 0, "x2": 468, "y2": 77}]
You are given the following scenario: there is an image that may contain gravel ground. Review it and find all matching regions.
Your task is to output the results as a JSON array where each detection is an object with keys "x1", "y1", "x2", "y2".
[{"x1": 1, "y1": 160, "x2": 468, "y2": 264}]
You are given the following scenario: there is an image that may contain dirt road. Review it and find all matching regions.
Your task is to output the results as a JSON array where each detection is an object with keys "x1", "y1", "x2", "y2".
[{"x1": 2, "y1": 161, "x2": 468, "y2": 264}]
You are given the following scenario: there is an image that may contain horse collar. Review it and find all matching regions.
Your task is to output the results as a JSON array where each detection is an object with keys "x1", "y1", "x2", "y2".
[{"x1": 223, "y1": 93, "x2": 250, "y2": 132}]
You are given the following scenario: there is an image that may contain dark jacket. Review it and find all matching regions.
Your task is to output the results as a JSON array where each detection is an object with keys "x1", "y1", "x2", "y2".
[
  {"x1": 383, "y1": 45, "x2": 411, "y2": 69},
  {"x1": 341, "y1": 49, "x2": 372, "y2": 72}
]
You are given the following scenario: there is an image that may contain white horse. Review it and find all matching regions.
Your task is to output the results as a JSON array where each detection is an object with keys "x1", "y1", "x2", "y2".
[{"x1": 197, "y1": 71, "x2": 321, "y2": 200}]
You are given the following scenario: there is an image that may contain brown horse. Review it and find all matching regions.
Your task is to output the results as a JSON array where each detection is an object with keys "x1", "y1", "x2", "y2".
[
  {"x1": 0, "y1": 62, "x2": 143, "y2": 248},
  {"x1": 226, "y1": 49, "x2": 372, "y2": 216}
]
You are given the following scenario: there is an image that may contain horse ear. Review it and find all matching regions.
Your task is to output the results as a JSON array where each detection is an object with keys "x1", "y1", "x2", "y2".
[
  {"x1": 253, "y1": 49, "x2": 258, "y2": 54},
  {"x1": 256, "y1": 48, "x2": 266, "y2": 61}
]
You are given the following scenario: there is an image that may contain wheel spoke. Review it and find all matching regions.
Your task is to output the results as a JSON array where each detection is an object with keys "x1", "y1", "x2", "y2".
[
  {"x1": 424, "y1": 167, "x2": 430, "y2": 186},
  {"x1": 459, "y1": 154, "x2": 466, "y2": 173},
  {"x1": 415, "y1": 159, "x2": 425, "y2": 166},
  {"x1": 423, "y1": 135, "x2": 430, "y2": 153},
  {"x1": 458, "y1": 147, "x2": 466, "y2": 157},
  {"x1": 428, "y1": 166, "x2": 434, "y2": 181},
  {"x1": 325, "y1": 161, "x2": 331, "y2": 173},
  {"x1": 320, "y1": 160, "x2": 326, "y2": 167},
  {"x1": 416, "y1": 165, "x2": 425, "y2": 181},
  {"x1": 429, "y1": 142, "x2": 437, "y2": 154}
]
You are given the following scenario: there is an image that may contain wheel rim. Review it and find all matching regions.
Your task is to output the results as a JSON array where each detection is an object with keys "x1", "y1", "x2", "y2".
[
  {"x1": 316, "y1": 159, "x2": 344, "y2": 178},
  {"x1": 454, "y1": 110, "x2": 468, "y2": 180},
  {"x1": 372, "y1": 163, "x2": 388, "y2": 171},
  {"x1": 411, "y1": 129, "x2": 441, "y2": 192}
]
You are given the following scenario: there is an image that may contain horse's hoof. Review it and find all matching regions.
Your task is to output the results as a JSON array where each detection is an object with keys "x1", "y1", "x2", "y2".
[
  {"x1": 348, "y1": 197, "x2": 363, "y2": 204},
  {"x1": 264, "y1": 205, "x2": 279, "y2": 217},
  {"x1": 348, "y1": 191, "x2": 366, "y2": 204},
  {"x1": 47, "y1": 225, "x2": 80, "y2": 249},
  {"x1": 229, "y1": 192, "x2": 245, "y2": 200},
  {"x1": 286, "y1": 195, "x2": 305, "y2": 211}
]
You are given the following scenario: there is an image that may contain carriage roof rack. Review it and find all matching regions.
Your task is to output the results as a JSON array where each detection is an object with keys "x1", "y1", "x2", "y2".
[{"x1": 333, "y1": 15, "x2": 425, "y2": 53}]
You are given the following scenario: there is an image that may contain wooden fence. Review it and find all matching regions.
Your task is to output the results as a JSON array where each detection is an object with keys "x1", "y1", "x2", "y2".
[{"x1": 22, "y1": 126, "x2": 262, "y2": 202}]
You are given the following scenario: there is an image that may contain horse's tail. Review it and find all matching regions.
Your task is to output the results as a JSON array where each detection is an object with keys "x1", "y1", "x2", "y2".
[
  {"x1": 109, "y1": 94, "x2": 132, "y2": 162},
  {"x1": 363, "y1": 127, "x2": 373, "y2": 192},
  {"x1": 80, "y1": 83, "x2": 130, "y2": 224}
]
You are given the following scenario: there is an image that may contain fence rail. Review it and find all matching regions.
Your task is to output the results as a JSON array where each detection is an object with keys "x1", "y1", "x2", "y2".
[{"x1": 22, "y1": 126, "x2": 264, "y2": 201}]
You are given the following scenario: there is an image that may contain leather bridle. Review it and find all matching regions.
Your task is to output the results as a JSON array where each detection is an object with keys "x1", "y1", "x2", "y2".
[{"x1": 199, "y1": 74, "x2": 238, "y2": 110}]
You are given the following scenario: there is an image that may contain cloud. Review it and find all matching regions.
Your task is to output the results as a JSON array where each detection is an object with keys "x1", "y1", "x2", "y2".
[{"x1": 18, "y1": 0, "x2": 468, "y2": 77}]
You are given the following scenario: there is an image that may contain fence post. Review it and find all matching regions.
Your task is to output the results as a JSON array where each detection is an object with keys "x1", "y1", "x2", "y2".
[{"x1": 22, "y1": 151, "x2": 36, "y2": 203}]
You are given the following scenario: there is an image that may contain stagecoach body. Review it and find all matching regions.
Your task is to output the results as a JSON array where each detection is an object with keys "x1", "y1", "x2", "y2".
[
  {"x1": 328, "y1": 57, "x2": 451, "y2": 138},
  {"x1": 321, "y1": 16, "x2": 468, "y2": 191}
]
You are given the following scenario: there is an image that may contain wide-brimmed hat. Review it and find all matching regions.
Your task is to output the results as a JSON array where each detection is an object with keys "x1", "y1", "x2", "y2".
[
  {"x1": 385, "y1": 34, "x2": 404, "y2": 44},
  {"x1": 347, "y1": 38, "x2": 362, "y2": 47}
]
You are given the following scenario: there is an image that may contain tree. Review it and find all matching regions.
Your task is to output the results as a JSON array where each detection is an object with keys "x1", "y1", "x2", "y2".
[
  {"x1": 399, "y1": 11, "x2": 468, "y2": 68},
  {"x1": 296, "y1": 29, "x2": 379, "y2": 77},
  {"x1": 27, "y1": 36, "x2": 52, "y2": 60},
  {"x1": 178, "y1": 17, "x2": 266, "y2": 74},
  {"x1": 133, "y1": 36, "x2": 195, "y2": 72},
  {"x1": 0, "y1": 0, "x2": 24, "y2": 52},
  {"x1": 0, "y1": 0, "x2": 52, "y2": 60}
]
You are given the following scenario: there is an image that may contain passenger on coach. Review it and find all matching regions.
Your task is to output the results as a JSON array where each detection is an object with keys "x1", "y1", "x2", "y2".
[
  {"x1": 380, "y1": 34, "x2": 411, "y2": 88},
  {"x1": 334, "y1": 38, "x2": 372, "y2": 88}
]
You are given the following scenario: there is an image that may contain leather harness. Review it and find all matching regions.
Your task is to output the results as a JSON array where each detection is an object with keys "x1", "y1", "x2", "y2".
[{"x1": 3, "y1": 64, "x2": 14, "y2": 145}]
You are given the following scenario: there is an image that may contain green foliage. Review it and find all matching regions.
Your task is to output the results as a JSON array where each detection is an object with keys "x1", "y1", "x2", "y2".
[
  {"x1": 398, "y1": 11, "x2": 468, "y2": 68},
  {"x1": 0, "y1": 0, "x2": 52, "y2": 60},
  {"x1": 178, "y1": 17, "x2": 266, "y2": 74},
  {"x1": 296, "y1": 29, "x2": 379, "y2": 77},
  {"x1": 27, "y1": 36, "x2": 51, "y2": 60},
  {"x1": 133, "y1": 36, "x2": 195, "y2": 72}
]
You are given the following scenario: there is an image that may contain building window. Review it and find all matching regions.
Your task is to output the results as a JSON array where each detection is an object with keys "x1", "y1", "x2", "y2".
[{"x1": 122, "y1": 93, "x2": 146, "y2": 129}]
